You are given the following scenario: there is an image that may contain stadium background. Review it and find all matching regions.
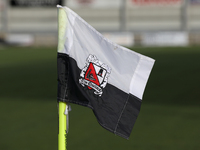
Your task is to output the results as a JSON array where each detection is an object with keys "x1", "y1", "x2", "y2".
[
  {"x1": 1, "y1": 0, "x2": 200, "y2": 46},
  {"x1": 0, "y1": 0, "x2": 200, "y2": 150}
]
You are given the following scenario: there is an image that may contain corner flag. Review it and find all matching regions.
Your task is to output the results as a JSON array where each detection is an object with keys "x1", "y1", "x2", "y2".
[{"x1": 57, "y1": 5, "x2": 155, "y2": 139}]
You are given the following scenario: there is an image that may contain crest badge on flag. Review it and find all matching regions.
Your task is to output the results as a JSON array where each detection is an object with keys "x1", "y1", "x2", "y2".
[{"x1": 79, "y1": 55, "x2": 111, "y2": 96}]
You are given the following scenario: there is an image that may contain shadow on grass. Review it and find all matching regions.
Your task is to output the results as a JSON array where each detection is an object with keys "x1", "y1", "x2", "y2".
[
  {"x1": 0, "y1": 62, "x2": 57, "y2": 101},
  {"x1": 0, "y1": 47, "x2": 57, "y2": 101},
  {"x1": 1, "y1": 46, "x2": 200, "y2": 106},
  {"x1": 136, "y1": 47, "x2": 200, "y2": 106}
]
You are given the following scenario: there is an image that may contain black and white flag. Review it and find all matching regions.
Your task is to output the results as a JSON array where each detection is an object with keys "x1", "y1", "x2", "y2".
[{"x1": 57, "y1": 5, "x2": 155, "y2": 139}]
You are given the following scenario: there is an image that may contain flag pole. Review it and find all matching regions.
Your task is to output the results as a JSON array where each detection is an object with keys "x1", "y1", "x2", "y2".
[
  {"x1": 57, "y1": 5, "x2": 68, "y2": 150},
  {"x1": 58, "y1": 102, "x2": 67, "y2": 150}
]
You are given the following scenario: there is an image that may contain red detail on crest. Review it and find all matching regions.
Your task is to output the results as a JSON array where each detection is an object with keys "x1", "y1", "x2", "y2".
[{"x1": 85, "y1": 63, "x2": 100, "y2": 89}]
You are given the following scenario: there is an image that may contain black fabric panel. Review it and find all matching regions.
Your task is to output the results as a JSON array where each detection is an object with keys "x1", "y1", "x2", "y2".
[
  {"x1": 57, "y1": 52, "x2": 142, "y2": 139},
  {"x1": 115, "y1": 94, "x2": 142, "y2": 138},
  {"x1": 57, "y1": 53, "x2": 89, "y2": 107},
  {"x1": 57, "y1": 53, "x2": 69, "y2": 101}
]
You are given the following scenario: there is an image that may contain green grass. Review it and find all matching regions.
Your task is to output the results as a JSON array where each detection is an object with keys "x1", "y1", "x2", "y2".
[{"x1": 0, "y1": 46, "x2": 200, "y2": 150}]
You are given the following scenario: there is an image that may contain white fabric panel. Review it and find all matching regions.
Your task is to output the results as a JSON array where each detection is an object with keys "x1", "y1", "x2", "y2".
[{"x1": 129, "y1": 56, "x2": 155, "y2": 99}]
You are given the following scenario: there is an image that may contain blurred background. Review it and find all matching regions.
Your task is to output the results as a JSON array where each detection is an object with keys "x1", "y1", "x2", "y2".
[
  {"x1": 0, "y1": 0, "x2": 200, "y2": 150},
  {"x1": 0, "y1": 0, "x2": 200, "y2": 46}
]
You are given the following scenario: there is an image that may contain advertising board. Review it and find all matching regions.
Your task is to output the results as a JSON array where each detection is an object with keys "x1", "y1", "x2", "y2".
[
  {"x1": 190, "y1": 0, "x2": 200, "y2": 4},
  {"x1": 10, "y1": 0, "x2": 63, "y2": 7},
  {"x1": 131, "y1": 0, "x2": 182, "y2": 5},
  {"x1": 142, "y1": 32, "x2": 188, "y2": 46},
  {"x1": 67, "y1": 0, "x2": 121, "y2": 8}
]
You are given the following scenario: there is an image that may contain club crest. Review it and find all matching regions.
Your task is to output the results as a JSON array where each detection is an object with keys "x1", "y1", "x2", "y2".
[{"x1": 79, "y1": 54, "x2": 111, "y2": 96}]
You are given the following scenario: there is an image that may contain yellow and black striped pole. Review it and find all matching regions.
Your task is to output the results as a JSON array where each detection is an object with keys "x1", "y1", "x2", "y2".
[
  {"x1": 58, "y1": 102, "x2": 67, "y2": 150},
  {"x1": 57, "y1": 5, "x2": 68, "y2": 150}
]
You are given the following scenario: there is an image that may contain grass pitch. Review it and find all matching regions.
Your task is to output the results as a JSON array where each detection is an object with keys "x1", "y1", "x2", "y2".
[{"x1": 0, "y1": 46, "x2": 200, "y2": 150}]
